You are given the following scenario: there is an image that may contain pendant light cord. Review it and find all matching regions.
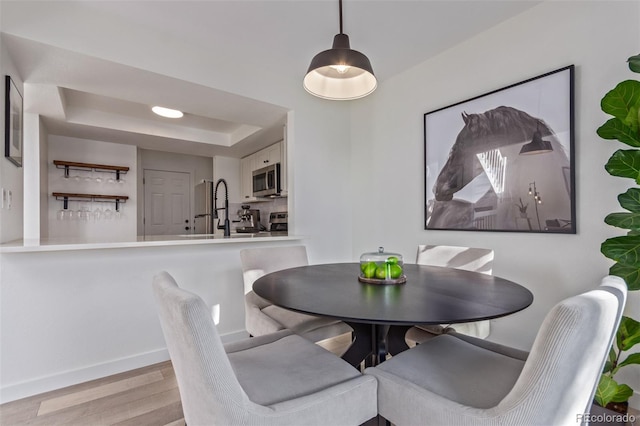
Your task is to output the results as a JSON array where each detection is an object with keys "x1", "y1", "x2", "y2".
[{"x1": 339, "y1": 0, "x2": 343, "y2": 34}]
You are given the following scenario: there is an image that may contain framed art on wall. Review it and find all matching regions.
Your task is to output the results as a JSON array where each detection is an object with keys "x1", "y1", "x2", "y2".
[
  {"x1": 424, "y1": 65, "x2": 575, "y2": 233},
  {"x1": 5, "y1": 75, "x2": 23, "y2": 167}
]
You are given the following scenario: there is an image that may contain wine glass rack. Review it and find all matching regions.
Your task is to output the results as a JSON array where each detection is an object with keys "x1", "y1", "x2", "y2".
[
  {"x1": 53, "y1": 193, "x2": 129, "y2": 211},
  {"x1": 52, "y1": 160, "x2": 130, "y2": 211},
  {"x1": 54, "y1": 160, "x2": 129, "y2": 181}
]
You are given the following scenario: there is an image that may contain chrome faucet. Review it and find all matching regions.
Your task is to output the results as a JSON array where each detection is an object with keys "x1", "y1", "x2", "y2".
[{"x1": 213, "y1": 178, "x2": 231, "y2": 237}]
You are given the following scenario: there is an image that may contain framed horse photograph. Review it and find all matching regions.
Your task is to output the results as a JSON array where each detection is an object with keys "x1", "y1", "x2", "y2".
[
  {"x1": 424, "y1": 65, "x2": 575, "y2": 233},
  {"x1": 4, "y1": 75, "x2": 23, "y2": 168}
]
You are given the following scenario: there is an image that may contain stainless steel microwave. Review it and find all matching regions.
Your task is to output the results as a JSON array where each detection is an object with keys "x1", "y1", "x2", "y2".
[{"x1": 252, "y1": 163, "x2": 281, "y2": 197}]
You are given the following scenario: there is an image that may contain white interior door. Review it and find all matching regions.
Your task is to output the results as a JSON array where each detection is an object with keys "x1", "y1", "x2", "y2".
[{"x1": 144, "y1": 169, "x2": 191, "y2": 236}]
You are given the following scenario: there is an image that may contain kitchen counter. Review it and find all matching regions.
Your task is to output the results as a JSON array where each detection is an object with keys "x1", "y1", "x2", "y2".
[{"x1": 0, "y1": 232, "x2": 299, "y2": 253}]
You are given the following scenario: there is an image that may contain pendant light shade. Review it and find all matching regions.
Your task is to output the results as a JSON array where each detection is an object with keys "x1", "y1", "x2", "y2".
[
  {"x1": 519, "y1": 130, "x2": 553, "y2": 155},
  {"x1": 304, "y1": 1, "x2": 377, "y2": 100}
]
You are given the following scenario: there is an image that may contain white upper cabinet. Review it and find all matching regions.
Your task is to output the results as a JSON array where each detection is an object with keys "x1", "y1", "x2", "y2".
[
  {"x1": 240, "y1": 141, "x2": 285, "y2": 201},
  {"x1": 254, "y1": 143, "x2": 281, "y2": 169}
]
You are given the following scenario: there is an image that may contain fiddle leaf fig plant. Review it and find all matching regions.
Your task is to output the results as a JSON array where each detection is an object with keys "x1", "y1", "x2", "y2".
[
  {"x1": 630, "y1": 55, "x2": 640, "y2": 73},
  {"x1": 595, "y1": 316, "x2": 640, "y2": 408},
  {"x1": 597, "y1": 54, "x2": 640, "y2": 410}
]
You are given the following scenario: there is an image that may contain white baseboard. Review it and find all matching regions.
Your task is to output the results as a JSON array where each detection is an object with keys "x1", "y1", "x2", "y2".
[
  {"x1": 0, "y1": 329, "x2": 248, "y2": 404},
  {"x1": 0, "y1": 348, "x2": 170, "y2": 404}
]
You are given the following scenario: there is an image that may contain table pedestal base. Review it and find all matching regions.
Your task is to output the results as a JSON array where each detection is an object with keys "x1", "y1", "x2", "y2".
[{"x1": 341, "y1": 323, "x2": 412, "y2": 368}]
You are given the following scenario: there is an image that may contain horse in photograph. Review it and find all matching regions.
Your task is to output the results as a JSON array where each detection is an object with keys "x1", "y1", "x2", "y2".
[{"x1": 428, "y1": 106, "x2": 562, "y2": 229}]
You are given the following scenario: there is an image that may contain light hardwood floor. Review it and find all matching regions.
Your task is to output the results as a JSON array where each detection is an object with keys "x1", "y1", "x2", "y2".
[
  {"x1": 5, "y1": 333, "x2": 635, "y2": 426},
  {"x1": 0, "y1": 333, "x2": 353, "y2": 426}
]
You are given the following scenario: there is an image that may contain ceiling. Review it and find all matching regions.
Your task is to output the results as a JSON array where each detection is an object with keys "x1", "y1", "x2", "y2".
[
  {"x1": 0, "y1": 0, "x2": 540, "y2": 159},
  {"x1": 2, "y1": 34, "x2": 291, "y2": 158}
]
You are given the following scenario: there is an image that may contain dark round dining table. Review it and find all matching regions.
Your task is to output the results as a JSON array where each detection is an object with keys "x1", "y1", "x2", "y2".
[{"x1": 253, "y1": 262, "x2": 534, "y2": 366}]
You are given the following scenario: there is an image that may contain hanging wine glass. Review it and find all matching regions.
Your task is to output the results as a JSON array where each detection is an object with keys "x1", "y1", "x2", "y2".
[
  {"x1": 104, "y1": 207, "x2": 114, "y2": 220},
  {"x1": 77, "y1": 204, "x2": 86, "y2": 221},
  {"x1": 65, "y1": 207, "x2": 76, "y2": 221},
  {"x1": 93, "y1": 204, "x2": 103, "y2": 221}
]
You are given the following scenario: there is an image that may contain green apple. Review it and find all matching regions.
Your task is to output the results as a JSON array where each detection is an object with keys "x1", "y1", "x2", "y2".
[
  {"x1": 375, "y1": 265, "x2": 388, "y2": 280},
  {"x1": 389, "y1": 264, "x2": 403, "y2": 279},
  {"x1": 362, "y1": 262, "x2": 377, "y2": 278}
]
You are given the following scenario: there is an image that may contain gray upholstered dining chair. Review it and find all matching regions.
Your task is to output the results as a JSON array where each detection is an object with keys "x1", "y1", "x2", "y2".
[
  {"x1": 405, "y1": 244, "x2": 494, "y2": 345},
  {"x1": 365, "y1": 275, "x2": 627, "y2": 426},
  {"x1": 240, "y1": 245, "x2": 352, "y2": 342},
  {"x1": 152, "y1": 271, "x2": 377, "y2": 426}
]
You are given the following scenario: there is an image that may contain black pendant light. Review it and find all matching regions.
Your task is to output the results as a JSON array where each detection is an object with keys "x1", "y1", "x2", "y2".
[
  {"x1": 303, "y1": 0, "x2": 377, "y2": 100},
  {"x1": 519, "y1": 122, "x2": 554, "y2": 155}
]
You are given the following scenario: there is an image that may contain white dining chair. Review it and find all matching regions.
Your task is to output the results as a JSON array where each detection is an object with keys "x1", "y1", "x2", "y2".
[
  {"x1": 365, "y1": 276, "x2": 627, "y2": 426},
  {"x1": 240, "y1": 245, "x2": 352, "y2": 342},
  {"x1": 405, "y1": 244, "x2": 494, "y2": 345},
  {"x1": 152, "y1": 271, "x2": 377, "y2": 425}
]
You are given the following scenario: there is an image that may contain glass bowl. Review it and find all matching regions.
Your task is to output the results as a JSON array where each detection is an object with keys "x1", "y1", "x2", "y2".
[{"x1": 358, "y1": 247, "x2": 406, "y2": 284}]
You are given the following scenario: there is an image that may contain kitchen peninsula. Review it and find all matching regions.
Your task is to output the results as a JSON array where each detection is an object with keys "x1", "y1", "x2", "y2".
[
  {"x1": 0, "y1": 232, "x2": 299, "y2": 253},
  {"x1": 0, "y1": 231, "x2": 304, "y2": 403}
]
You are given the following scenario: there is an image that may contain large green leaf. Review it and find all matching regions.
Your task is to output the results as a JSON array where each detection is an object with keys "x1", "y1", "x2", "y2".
[
  {"x1": 619, "y1": 188, "x2": 640, "y2": 212},
  {"x1": 595, "y1": 375, "x2": 634, "y2": 406},
  {"x1": 605, "y1": 149, "x2": 640, "y2": 183},
  {"x1": 618, "y1": 316, "x2": 640, "y2": 351},
  {"x1": 629, "y1": 54, "x2": 640, "y2": 73},
  {"x1": 601, "y1": 234, "x2": 640, "y2": 266},
  {"x1": 597, "y1": 118, "x2": 640, "y2": 147},
  {"x1": 601, "y1": 80, "x2": 640, "y2": 132},
  {"x1": 611, "y1": 384, "x2": 634, "y2": 403},
  {"x1": 609, "y1": 263, "x2": 640, "y2": 290},
  {"x1": 619, "y1": 352, "x2": 640, "y2": 369},
  {"x1": 595, "y1": 375, "x2": 615, "y2": 407},
  {"x1": 605, "y1": 212, "x2": 640, "y2": 229},
  {"x1": 602, "y1": 347, "x2": 617, "y2": 374}
]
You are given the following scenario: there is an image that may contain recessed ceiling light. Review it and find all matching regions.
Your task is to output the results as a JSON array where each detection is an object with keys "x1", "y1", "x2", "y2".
[{"x1": 152, "y1": 106, "x2": 183, "y2": 118}]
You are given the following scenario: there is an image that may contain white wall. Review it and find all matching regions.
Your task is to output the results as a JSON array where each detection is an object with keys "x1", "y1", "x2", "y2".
[
  {"x1": 23, "y1": 113, "x2": 49, "y2": 241},
  {"x1": 213, "y1": 156, "x2": 240, "y2": 203},
  {"x1": 350, "y1": 0, "x2": 640, "y2": 404},
  {"x1": 39, "y1": 119, "x2": 49, "y2": 238},
  {"x1": 47, "y1": 135, "x2": 137, "y2": 240},
  {"x1": 0, "y1": 34, "x2": 24, "y2": 243}
]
